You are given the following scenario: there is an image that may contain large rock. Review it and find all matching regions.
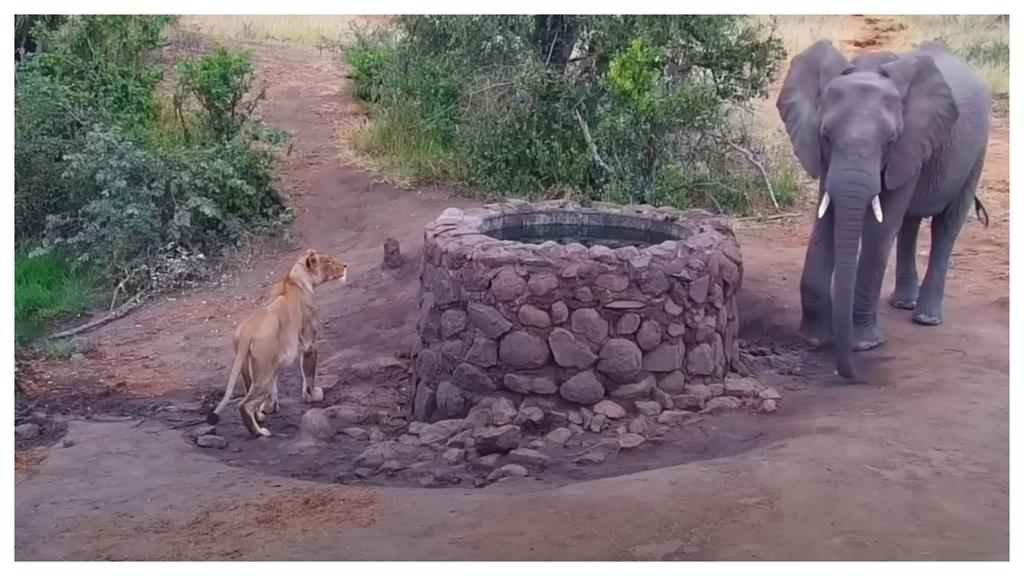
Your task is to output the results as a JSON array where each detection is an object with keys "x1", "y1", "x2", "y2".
[
  {"x1": 571, "y1": 308, "x2": 609, "y2": 346},
  {"x1": 468, "y1": 303, "x2": 512, "y2": 338},
  {"x1": 690, "y1": 275, "x2": 711, "y2": 303},
  {"x1": 474, "y1": 425, "x2": 522, "y2": 454},
  {"x1": 435, "y1": 380, "x2": 465, "y2": 418},
  {"x1": 356, "y1": 441, "x2": 413, "y2": 468},
  {"x1": 616, "y1": 313, "x2": 642, "y2": 335},
  {"x1": 464, "y1": 338, "x2": 498, "y2": 367},
  {"x1": 596, "y1": 273, "x2": 629, "y2": 292},
  {"x1": 508, "y1": 448, "x2": 551, "y2": 468},
  {"x1": 559, "y1": 370, "x2": 605, "y2": 404},
  {"x1": 453, "y1": 362, "x2": 496, "y2": 394},
  {"x1": 618, "y1": 433, "x2": 646, "y2": 449},
  {"x1": 657, "y1": 410, "x2": 695, "y2": 426},
  {"x1": 684, "y1": 382, "x2": 713, "y2": 400},
  {"x1": 658, "y1": 370, "x2": 686, "y2": 393},
  {"x1": 196, "y1": 434, "x2": 227, "y2": 449},
  {"x1": 518, "y1": 305, "x2": 552, "y2": 328},
  {"x1": 545, "y1": 427, "x2": 572, "y2": 446},
  {"x1": 413, "y1": 383, "x2": 436, "y2": 421},
  {"x1": 596, "y1": 338, "x2": 643, "y2": 382},
  {"x1": 653, "y1": 387, "x2": 674, "y2": 409},
  {"x1": 499, "y1": 331, "x2": 551, "y2": 369},
  {"x1": 548, "y1": 328, "x2": 598, "y2": 368},
  {"x1": 643, "y1": 343, "x2": 685, "y2": 372},
  {"x1": 487, "y1": 463, "x2": 529, "y2": 482},
  {"x1": 515, "y1": 406, "x2": 545, "y2": 426},
  {"x1": 593, "y1": 399, "x2": 626, "y2": 419},
  {"x1": 610, "y1": 374, "x2": 655, "y2": 400},
  {"x1": 528, "y1": 273, "x2": 559, "y2": 296},
  {"x1": 724, "y1": 376, "x2": 763, "y2": 397},
  {"x1": 299, "y1": 408, "x2": 336, "y2": 440},
  {"x1": 636, "y1": 320, "x2": 663, "y2": 351},
  {"x1": 634, "y1": 401, "x2": 663, "y2": 416},
  {"x1": 550, "y1": 301, "x2": 569, "y2": 324},
  {"x1": 491, "y1": 266, "x2": 527, "y2": 301},
  {"x1": 503, "y1": 374, "x2": 558, "y2": 395},
  {"x1": 703, "y1": 396, "x2": 743, "y2": 413},
  {"x1": 687, "y1": 343, "x2": 716, "y2": 376},
  {"x1": 14, "y1": 423, "x2": 40, "y2": 440},
  {"x1": 440, "y1": 309, "x2": 468, "y2": 338}
]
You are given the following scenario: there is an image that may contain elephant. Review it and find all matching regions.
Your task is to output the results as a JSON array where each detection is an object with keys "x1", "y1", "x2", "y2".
[{"x1": 776, "y1": 40, "x2": 992, "y2": 379}]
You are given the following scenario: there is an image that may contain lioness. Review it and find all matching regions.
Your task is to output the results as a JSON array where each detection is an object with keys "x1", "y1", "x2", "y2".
[{"x1": 207, "y1": 249, "x2": 347, "y2": 437}]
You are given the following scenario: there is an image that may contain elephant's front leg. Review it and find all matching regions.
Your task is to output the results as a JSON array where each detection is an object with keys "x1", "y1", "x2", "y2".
[
  {"x1": 799, "y1": 202, "x2": 836, "y2": 347},
  {"x1": 852, "y1": 201, "x2": 904, "y2": 351},
  {"x1": 889, "y1": 217, "x2": 922, "y2": 309}
]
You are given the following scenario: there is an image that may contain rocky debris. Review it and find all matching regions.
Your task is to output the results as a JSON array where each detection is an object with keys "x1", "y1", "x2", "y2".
[
  {"x1": 518, "y1": 305, "x2": 552, "y2": 328},
  {"x1": 569, "y1": 423, "x2": 585, "y2": 437},
  {"x1": 447, "y1": 429, "x2": 474, "y2": 449},
  {"x1": 356, "y1": 441, "x2": 415, "y2": 468},
  {"x1": 610, "y1": 374, "x2": 655, "y2": 400},
  {"x1": 628, "y1": 417, "x2": 650, "y2": 435},
  {"x1": 354, "y1": 467, "x2": 375, "y2": 479},
  {"x1": 442, "y1": 448, "x2": 466, "y2": 465},
  {"x1": 474, "y1": 425, "x2": 522, "y2": 454},
  {"x1": 508, "y1": 448, "x2": 551, "y2": 468},
  {"x1": 589, "y1": 413, "x2": 608, "y2": 432},
  {"x1": 469, "y1": 453, "x2": 501, "y2": 472},
  {"x1": 418, "y1": 474, "x2": 436, "y2": 487},
  {"x1": 618, "y1": 433, "x2": 646, "y2": 449},
  {"x1": 299, "y1": 408, "x2": 336, "y2": 441},
  {"x1": 559, "y1": 370, "x2": 605, "y2": 404},
  {"x1": 324, "y1": 403, "x2": 369, "y2": 424},
  {"x1": 408, "y1": 422, "x2": 430, "y2": 435},
  {"x1": 578, "y1": 451, "x2": 606, "y2": 465},
  {"x1": 593, "y1": 399, "x2": 627, "y2": 419},
  {"x1": 464, "y1": 404, "x2": 493, "y2": 429},
  {"x1": 634, "y1": 401, "x2": 662, "y2": 416},
  {"x1": 657, "y1": 410, "x2": 695, "y2": 426},
  {"x1": 342, "y1": 427, "x2": 369, "y2": 441},
  {"x1": 499, "y1": 330, "x2": 551, "y2": 369},
  {"x1": 70, "y1": 353, "x2": 87, "y2": 363},
  {"x1": 383, "y1": 237, "x2": 403, "y2": 269},
  {"x1": 759, "y1": 387, "x2": 781, "y2": 400},
  {"x1": 724, "y1": 376, "x2": 762, "y2": 397},
  {"x1": 684, "y1": 383, "x2": 713, "y2": 400},
  {"x1": 369, "y1": 427, "x2": 385, "y2": 442},
  {"x1": 381, "y1": 460, "x2": 408, "y2": 474},
  {"x1": 760, "y1": 399, "x2": 780, "y2": 413},
  {"x1": 62, "y1": 438, "x2": 75, "y2": 448},
  {"x1": 673, "y1": 394, "x2": 705, "y2": 410},
  {"x1": 188, "y1": 424, "x2": 217, "y2": 439},
  {"x1": 568, "y1": 410, "x2": 583, "y2": 426},
  {"x1": 453, "y1": 362, "x2": 496, "y2": 395},
  {"x1": 636, "y1": 320, "x2": 663, "y2": 351},
  {"x1": 702, "y1": 396, "x2": 743, "y2": 413},
  {"x1": 412, "y1": 383, "x2": 437, "y2": 421},
  {"x1": 643, "y1": 342, "x2": 685, "y2": 372},
  {"x1": 548, "y1": 328, "x2": 598, "y2": 368},
  {"x1": 488, "y1": 464, "x2": 529, "y2": 482},
  {"x1": 417, "y1": 419, "x2": 466, "y2": 445},
  {"x1": 467, "y1": 303, "x2": 512, "y2": 339},
  {"x1": 545, "y1": 427, "x2": 572, "y2": 446},
  {"x1": 196, "y1": 434, "x2": 227, "y2": 449},
  {"x1": 664, "y1": 298, "x2": 683, "y2": 316},
  {"x1": 653, "y1": 387, "x2": 674, "y2": 409},
  {"x1": 708, "y1": 383, "x2": 725, "y2": 396},
  {"x1": 504, "y1": 374, "x2": 558, "y2": 395},
  {"x1": 597, "y1": 338, "x2": 643, "y2": 382},
  {"x1": 658, "y1": 371, "x2": 686, "y2": 393},
  {"x1": 399, "y1": 434, "x2": 420, "y2": 446},
  {"x1": 515, "y1": 406, "x2": 545, "y2": 427},
  {"x1": 490, "y1": 398, "x2": 519, "y2": 426}
]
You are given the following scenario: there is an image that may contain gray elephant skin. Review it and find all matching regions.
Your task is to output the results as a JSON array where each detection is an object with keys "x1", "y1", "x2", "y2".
[{"x1": 776, "y1": 40, "x2": 991, "y2": 379}]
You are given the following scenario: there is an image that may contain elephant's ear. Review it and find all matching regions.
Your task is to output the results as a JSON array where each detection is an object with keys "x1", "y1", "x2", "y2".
[
  {"x1": 776, "y1": 40, "x2": 852, "y2": 179},
  {"x1": 881, "y1": 53, "x2": 959, "y2": 190}
]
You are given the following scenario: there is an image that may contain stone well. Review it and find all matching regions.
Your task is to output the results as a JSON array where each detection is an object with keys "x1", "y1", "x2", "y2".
[{"x1": 411, "y1": 200, "x2": 744, "y2": 425}]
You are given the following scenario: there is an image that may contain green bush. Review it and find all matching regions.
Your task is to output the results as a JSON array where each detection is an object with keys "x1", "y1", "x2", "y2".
[
  {"x1": 346, "y1": 15, "x2": 787, "y2": 212},
  {"x1": 15, "y1": 16, "x2": 285, "y2": 338},
  {"x1": 15, "y1": 253, "x2": 98, "y2": 342}
]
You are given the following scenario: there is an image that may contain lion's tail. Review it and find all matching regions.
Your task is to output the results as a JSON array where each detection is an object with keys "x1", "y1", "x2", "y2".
[{"x1": 207, "y1": 334, "x2": 251, "y2": 425}]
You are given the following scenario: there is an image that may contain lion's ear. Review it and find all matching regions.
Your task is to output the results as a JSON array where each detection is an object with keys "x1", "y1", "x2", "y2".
[{"x1": 304, "y1": 251, "x2": 318, "y2": 270}]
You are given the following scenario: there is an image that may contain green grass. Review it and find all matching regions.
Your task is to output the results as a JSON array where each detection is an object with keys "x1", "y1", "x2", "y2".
[{"x1": 15, "y1": 253, "x2": 98, "y2": 342}]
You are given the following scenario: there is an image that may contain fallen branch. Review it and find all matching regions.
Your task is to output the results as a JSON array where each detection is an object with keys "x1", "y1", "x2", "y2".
[
  {"x1": 49, "y1": 291, "x2": 148, "y2": 340},
  {"x1": 735, "y1": 212, "x2": 802, "y2": 222},
  {"x1": 723, "y1": 138, "x2": 779, "y2": 210},
  {"x1": 575, "y1": 109, "x2": 614, "y2": 175}
]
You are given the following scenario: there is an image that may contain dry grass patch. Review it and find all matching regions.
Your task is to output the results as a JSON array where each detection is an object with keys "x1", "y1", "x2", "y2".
[{"x1": 178, "y1": 15, "x2": 387, "y2": 47}]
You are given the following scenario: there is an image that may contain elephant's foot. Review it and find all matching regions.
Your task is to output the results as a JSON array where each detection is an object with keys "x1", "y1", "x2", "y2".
[
  {"x1": 852, "y1": 325, "x2": 886, "y2": 351},
  {"x1": 912, "y1": 313, "x2": 943, "y2": 326},
  {"x1": 799, "y1": 319, "x2": 832, "y2": 348},
  {"x1": 889, "y1": 286, "x2": 919, "y2": 310}
]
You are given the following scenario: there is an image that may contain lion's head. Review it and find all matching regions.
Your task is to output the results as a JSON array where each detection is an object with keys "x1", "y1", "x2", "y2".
[{"x1": 302, "y1": 250, "x2": 347, "y2": 286}]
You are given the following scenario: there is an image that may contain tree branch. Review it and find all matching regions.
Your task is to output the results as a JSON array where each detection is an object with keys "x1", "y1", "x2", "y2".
[
  {"x1": 722, "y1": 138, "x2": 779, "y2": 209},
  {"x1": 575, "y1": 109, "x2": 614, "y2": 175}
]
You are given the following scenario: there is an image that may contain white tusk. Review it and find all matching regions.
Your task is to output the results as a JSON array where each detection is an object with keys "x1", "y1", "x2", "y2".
[
  {"x1": 871, "y1": 195, "x2": 883, "y2": 223},
  {"x1": 817, "y1": 191, "x2": 831, "y2": 219}
]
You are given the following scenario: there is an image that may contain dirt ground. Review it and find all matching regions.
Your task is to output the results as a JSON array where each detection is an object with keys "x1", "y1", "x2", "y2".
[{"x1": 14, "y1": 16, "x2": 1009, "y2": 560}]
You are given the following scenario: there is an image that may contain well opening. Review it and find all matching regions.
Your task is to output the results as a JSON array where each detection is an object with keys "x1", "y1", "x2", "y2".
[{"x1": 412, "y1": 200, "x2": 749, "y2": 440}]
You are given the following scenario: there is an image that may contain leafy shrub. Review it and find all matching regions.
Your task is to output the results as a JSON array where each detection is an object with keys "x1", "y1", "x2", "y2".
[
  {"x1": 15, "y1": 16, "x2": 285, "y2": 336},
  {"x1": 15, "y1": 253, "x2": 97, "y2": 342},
  {"x1": 347, "y1": 15, "x2": 787, "y2": 213}
]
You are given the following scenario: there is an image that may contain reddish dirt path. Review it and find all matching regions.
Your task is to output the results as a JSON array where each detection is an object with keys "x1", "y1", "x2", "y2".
[{"x1": 15, "y1": 21, "x2": 1008, "y2": 560}]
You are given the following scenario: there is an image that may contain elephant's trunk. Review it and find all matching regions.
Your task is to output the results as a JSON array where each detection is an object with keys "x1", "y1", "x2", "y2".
[{"x1": 831, "y1": 198, "x2": 864, "y2": 379}]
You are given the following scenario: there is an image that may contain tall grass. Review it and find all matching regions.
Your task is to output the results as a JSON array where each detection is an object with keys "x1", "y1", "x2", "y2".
[
  {"x1": 178, "y1": 15, "x2": 386, "y2": 47},
  {"x1": 15, "y1": 253, "x2": 99, "y2": 342}
]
